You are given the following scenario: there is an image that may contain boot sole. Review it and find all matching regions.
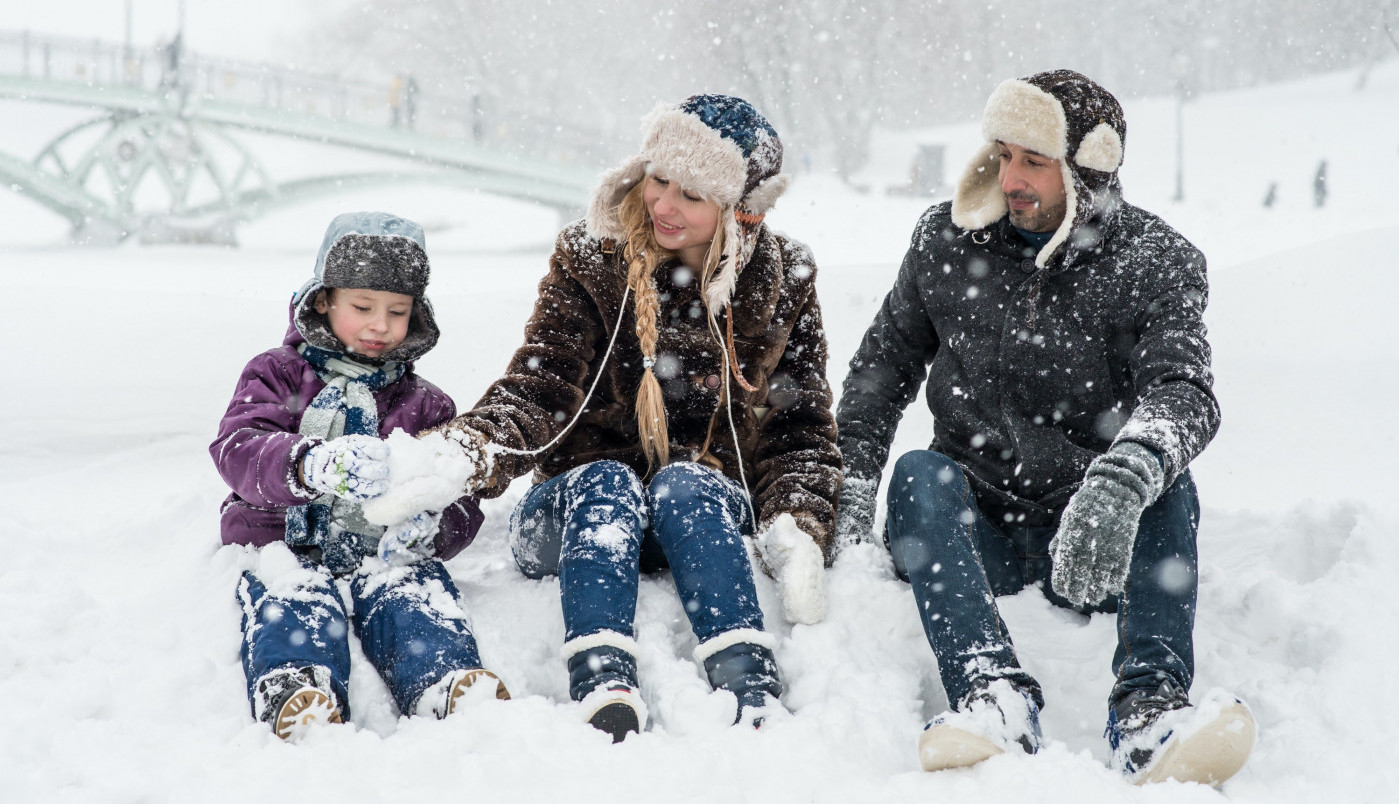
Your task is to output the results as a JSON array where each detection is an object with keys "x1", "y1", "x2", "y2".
[
  {"x1": 274, "y1": 688, "x2": 342, "y2": 740},
  {"x1": 588, "y1": 701, "x2": 641, "y2": 744},
  {"x1": 1138, "y1": 701, "x2": 1256, "y2": 786},
  {"x1": 445, "y1": 668, "x2": 511, "y2": 716},
  {"x1": 919, "y1": 724, "x2": 1005, "y2": 771}
]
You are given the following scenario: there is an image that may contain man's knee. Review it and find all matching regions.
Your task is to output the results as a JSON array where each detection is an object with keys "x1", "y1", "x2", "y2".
[{"x1": 888, "y1": 450, "x2": 970, "y2": 507}]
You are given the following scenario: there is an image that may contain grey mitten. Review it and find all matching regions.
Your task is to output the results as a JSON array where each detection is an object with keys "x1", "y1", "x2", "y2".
[
  {"x1": 834, "y1": 475, "x2": 878, "y2": 548},
  {"x1": 1049, "y1": 442, "x2": 1165, "y2": 606}
]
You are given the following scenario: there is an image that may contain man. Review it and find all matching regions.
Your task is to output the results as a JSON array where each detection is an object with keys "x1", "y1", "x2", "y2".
[{"x1": 836, "y1": 70, "x2": 1254, "y2": 786}]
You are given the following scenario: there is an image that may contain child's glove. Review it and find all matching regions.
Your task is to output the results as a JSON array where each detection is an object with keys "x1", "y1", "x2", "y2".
[
  {"x1": 1049, "y1": 442, "x2": 1165, "y2": 607},
  {"x1": 300, "y1": 435, "x2": 391, "y2": 502},
  {"x1": 756, "y1": 513, "x2": 828, "y2": 625},
  {"x1": 377, "y1": 510, "x2": 442, "y2": 565}
]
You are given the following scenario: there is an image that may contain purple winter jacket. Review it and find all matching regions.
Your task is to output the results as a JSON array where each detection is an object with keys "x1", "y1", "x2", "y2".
[{"x1": 210, "y1": 320, "x2": 483, "y2": 560}]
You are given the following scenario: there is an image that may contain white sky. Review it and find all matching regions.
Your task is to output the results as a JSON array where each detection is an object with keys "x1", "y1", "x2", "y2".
[{"x1": 6, "y1": 0, "x2": 349, "y2": 62}]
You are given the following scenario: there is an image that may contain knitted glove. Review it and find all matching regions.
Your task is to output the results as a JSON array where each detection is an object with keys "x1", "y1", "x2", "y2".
[
  {"x1": 756, "y1": 513, "x2": 828, "y2": 625},
  {"x1": 1049, "y1": 442, "x2": 1166, "y2": 607},
  {"x1": 361, "y1": 428, "x2": 493, "y2": 526},
  {"x1": 834, "y1": 475, "x2": 878, "y2": 548},
  {"x1": 377, "y1": 510, "x2": 443, "y2": 565},
  {"x1": 300, "y1": 435, "x2": 391, "y2": 502}
]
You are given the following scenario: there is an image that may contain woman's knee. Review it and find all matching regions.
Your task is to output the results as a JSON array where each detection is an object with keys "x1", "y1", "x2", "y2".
[{"x1": 569, "y1": 460, "x2": 647, "y2": 508}]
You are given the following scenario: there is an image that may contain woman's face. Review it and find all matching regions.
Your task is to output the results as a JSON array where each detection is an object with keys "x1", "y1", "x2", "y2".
[{"x1": 643, "y1": 172, "x2": 721, "y2": 270}]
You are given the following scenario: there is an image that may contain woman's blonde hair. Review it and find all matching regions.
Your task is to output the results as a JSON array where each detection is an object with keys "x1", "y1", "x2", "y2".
[{"x1": 616, "y1": 178, "x2": 727, "y2": 468}]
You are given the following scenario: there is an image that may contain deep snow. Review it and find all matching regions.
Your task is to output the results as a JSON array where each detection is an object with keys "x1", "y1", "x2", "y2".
[{"x1": 2, "y1": 63, "x2": 1398, "y2": 803}]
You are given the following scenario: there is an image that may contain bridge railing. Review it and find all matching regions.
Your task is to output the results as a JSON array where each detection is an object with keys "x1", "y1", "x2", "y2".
[{"x1": 0, "y1": 29, "x2": 616, "y2": 168}]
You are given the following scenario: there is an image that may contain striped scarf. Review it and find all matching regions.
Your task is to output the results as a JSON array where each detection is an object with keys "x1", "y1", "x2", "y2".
[{"x1": 286, "y1": 344, "x2": 406, "y2": 574}]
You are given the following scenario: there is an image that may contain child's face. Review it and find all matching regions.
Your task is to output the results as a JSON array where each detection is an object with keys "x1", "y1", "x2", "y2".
[{"x1": 314, "y1": 288, "x2": 414, "y2": 358}]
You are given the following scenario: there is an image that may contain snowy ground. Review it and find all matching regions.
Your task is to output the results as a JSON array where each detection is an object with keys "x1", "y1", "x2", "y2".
[{"x1": 2, "y1": 64, "x2": 1398, "y2": 803}]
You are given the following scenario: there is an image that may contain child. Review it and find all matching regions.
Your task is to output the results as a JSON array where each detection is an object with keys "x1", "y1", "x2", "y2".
[{"x1": 210, "y1": 211, "x2": 508, "y2": 741}]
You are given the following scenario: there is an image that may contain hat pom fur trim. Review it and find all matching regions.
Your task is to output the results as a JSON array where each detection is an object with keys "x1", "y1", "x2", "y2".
[
  {"x1": 743, "y1": 173, "x2": 791, "y2": 215},
  {"x1": 1074, "y1": 122, "x2": 1123, "y2": 173}
]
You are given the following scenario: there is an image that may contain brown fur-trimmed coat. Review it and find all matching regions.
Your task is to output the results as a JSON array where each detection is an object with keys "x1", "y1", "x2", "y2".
[{"x1": 439, "y1": 219, "x2": 842, "y2": 558}]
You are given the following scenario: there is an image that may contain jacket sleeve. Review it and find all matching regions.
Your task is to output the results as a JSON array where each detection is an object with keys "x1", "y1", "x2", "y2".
[
  {"x1": 409, "y1": 381, "x2": 485, "y2": 560},
  {"x1": 209, "y1": 352, "x2": 320, "y2": 509},
  {"x1": 834, "y1": 216, "x2": 943, "y2": 538},
  {"x1": 752, "y1": 269, "x2": 843, "y2": 561},
  {"x1": 432, "y1": 232, "x2": 606, "y2": 492},
  {"x1": 1115, "y1": 246, "x2": 1221, "y2": 486}
]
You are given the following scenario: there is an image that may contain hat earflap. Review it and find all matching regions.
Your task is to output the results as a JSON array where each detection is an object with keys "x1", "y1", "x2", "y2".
[
  {"x1": 1074, "y1": 122, "x2": 1123, "y2": 173},
  {"x1": 585, "y1": 155, "x2": 649, "y2": 243},
  {"x1": 951, "y1": 143, "x2": 1007, "y2": 231}
]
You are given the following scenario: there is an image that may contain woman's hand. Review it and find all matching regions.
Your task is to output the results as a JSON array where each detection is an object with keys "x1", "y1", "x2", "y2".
[{"x1": 756, "y1": 513, "x2": 828, "y2": 625}]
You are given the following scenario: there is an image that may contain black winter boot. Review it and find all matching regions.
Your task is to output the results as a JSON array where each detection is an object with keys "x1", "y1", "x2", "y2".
[
  {"x1": 699, "y1": 636, "x2": 784, "y2": 728},
  {"x1": 564, "y1": 632, "x2": 646, "y2": 743}
]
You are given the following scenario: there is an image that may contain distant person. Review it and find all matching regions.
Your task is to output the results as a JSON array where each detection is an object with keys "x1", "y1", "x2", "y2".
[
  {"x1": 1263, "y1": 181, "x2": 1278, "y2": 209},
  {"x1": 388, "y1": 76, "x2": 404, "y2": 128},
  {"x1": 1313, "y1": 160, "x2": 1328, "y2": 208},
  {"x1": 836, "y1": 70, "x2": 1255, "y2": 785},
  {"x1": 366, "y1": 95, "x2": 840, "y2": 741},
  {"x1": 404, "y1": 75, "x2": 419, "y2": 131},
  {"x1": 210, "y1": 212, "x2": 508, "y2": 741}
]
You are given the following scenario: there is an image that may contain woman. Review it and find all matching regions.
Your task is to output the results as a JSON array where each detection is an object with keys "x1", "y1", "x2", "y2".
[{"x1": 386, "y1": 95, "x2": 841, "y2": 741}]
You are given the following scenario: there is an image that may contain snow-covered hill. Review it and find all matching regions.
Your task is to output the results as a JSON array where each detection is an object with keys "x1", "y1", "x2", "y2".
[{"x1": 2, "y1": 62, "x2": 1397, "y2": 803}]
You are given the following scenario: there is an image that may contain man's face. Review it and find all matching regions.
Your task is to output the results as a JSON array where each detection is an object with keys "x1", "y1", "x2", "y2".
[{"x1": 996, "y1": 141, "x2": 1068, "y2": 233}]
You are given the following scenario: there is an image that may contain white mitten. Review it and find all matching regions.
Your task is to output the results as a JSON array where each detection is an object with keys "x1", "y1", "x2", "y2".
[
  {"x1": 377, "y1": 510, "x2": 443, "y2": 565},
  {"x1": 300, "y1": 435, "x2": 390, "y2": 501},
  {"x1": 756, "y1": 513, "x2": 828, "y2": 625},
  {"x1": 361, "y1": 428, "x2": 492, "y2": 526}
]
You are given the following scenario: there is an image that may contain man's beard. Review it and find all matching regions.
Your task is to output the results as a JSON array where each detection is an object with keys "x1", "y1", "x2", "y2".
[{"x1": 1006, "y1": 192, "x2": 1068, "y2": 233}]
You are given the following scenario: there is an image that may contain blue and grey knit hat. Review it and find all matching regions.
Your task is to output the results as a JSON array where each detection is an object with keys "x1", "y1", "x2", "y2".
[
  {"x1": 586, "y1": 94, "x2": 791, "y2": 312},
  {"x1": 291, "y1": 211, "x2": 441, "y2": 362}
]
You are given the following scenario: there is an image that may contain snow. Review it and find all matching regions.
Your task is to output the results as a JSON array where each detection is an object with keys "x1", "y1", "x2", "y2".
[{"x1": 3, "y1": 62, "x2": 1399, "y2": 802}]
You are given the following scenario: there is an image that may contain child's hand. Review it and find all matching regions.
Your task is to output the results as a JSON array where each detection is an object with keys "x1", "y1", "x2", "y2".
[
  {"x1": 360, "y1": 429, "x2": 491, "y2": 526},
  {"x1": 300, "y1": 435, "x2": 391, "y2": 502},
  {"x1": 377, "y1": 510, "x2": 442, "y2": 565}
]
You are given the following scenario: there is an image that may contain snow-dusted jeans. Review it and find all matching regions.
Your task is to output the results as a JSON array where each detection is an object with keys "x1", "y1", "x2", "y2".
[
  {"x1": 510, "y1": 459, "x2": 763, "y2": 644},
  {"x1": 885, "y1": 449, "x2": 1199, "y2": 712},
  {"x1": 237, "y1": 555, "x2": 484, "y2": 719}
]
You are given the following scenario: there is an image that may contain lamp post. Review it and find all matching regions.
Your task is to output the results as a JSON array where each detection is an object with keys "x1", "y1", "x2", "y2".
[{"x1": 1171, "y1": 49, "x2": 1190, "y2": 203}]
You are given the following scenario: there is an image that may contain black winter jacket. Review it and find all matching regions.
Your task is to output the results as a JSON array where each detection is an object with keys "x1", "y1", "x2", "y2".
[{"x1": 837, "y1": 200, "x2": 1219, "y2": 529}]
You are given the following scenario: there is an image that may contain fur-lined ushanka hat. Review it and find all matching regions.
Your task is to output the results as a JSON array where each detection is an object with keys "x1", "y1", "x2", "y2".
[
  {"x1": 952, "y1": 69, "x2": 1127, "y2": 268},
  {"x1": 586, "y1": 94, "x2": 791, "y2": 312},
  {"x1": 291, "y1": 211, "x2": 441, "y2": 362}
]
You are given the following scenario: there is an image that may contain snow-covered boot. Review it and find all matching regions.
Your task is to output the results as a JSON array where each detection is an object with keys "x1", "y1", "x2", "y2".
[
  {"x1": 919, "y1": 678, "x2": 1042, "y2": 772},
  {"x1": 416, "y1": 667, "x2": 511, "y2": 719},
  {"x1": 696, "y1": 630, "x2": 785, "y2": 728},
  {"x1": 1107, "y1": 679, "x2": 1255, "y2": 786},
  {"x1": 565, "y1": 631, "x2": 646, "y2": 743},
  {"x1": 253, "y1": 665, "x2": 343, "y2": 741}
]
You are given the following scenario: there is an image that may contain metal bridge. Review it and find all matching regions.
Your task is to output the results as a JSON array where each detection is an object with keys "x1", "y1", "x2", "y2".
[{"x1": 0, "y1": 30, "x2": 600, "y2": 244}]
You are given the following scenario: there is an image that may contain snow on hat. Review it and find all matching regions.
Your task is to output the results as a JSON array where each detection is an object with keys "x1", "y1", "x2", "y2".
[
  {"x1": 292, "y1": 211, "x2": 440, "y2": 362},
  {"x1": 586, "y1": 94, "x2": 791, "y2": 312},
  {"x1": 952, "y1": 69, "x2": 1127, "y2": 268}
]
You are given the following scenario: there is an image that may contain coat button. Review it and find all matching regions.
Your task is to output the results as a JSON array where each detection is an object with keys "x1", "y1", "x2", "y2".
[
  {"x1": 704, "y1": 374, "x2": 721, "y2": 389},
  {"x1": 1020, "y1": 259, "x2": 1036, "y2": 274}
]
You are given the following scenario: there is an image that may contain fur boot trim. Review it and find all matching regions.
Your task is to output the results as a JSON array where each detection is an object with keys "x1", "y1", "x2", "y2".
[
  {"x1": 693, "y1": 628, "x2": 778, "y2": 664},
  {"x1": 562, "y1": 629, "x2": 640, "y2": 661}
]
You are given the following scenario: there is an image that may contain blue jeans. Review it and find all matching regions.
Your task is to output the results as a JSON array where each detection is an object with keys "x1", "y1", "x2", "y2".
[
  {"x1": 510, "y1": 460, "x2": 763, "y2": 644},
  {"x1": 237, "y1": 554, "x2": 484, "y2": 718},
  {"x1": 885, "y1": 450, "x2": 1199, "y2": 711}
]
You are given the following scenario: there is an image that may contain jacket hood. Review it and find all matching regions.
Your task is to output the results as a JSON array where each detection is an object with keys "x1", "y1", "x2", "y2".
[
  {"x1": 291, "y1": 211, "x2": 441, "y2": 362},
  {"x1": 952, "y1": 69, "x2": 1127, "y2": 270}
]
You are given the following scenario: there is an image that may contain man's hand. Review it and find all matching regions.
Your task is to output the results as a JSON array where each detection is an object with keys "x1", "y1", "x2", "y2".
[
  {"x1": 835, "y1": 476, "x2": 878, "y2": 548},
  {"x1": 756, "y1": 513, "x2": 828, "y2": 625},
  {"x1": 300, "y1": 435, "x2": 390, "y2": 502},
  {"x1": 1049, "y1": 442, "x2": 1165, "y2": 607}
]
